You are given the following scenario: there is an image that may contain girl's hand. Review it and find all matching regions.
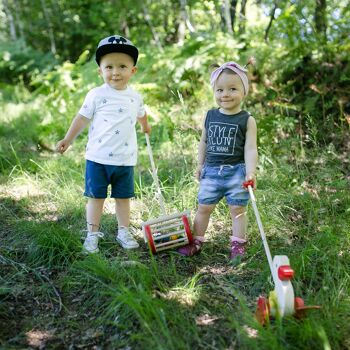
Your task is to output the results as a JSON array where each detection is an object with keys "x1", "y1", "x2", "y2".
[
  {"x1": 245, "y1": 173, "x2": 257, "y2": 189},
  {"x1": 56, "y1": 139, "x2": 70, "y2": 154},
  {"x1": 195, "y1": 165, "x2": 203, "y2": 181}
]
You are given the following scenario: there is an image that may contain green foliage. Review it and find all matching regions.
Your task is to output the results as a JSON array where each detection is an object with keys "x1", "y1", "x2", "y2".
[
  {"x1": 0, "y1": 40, "x2": 56, "y2": 86},
  {"x1": 0, "y1": 2, "x2": 350, "y2": 349}
]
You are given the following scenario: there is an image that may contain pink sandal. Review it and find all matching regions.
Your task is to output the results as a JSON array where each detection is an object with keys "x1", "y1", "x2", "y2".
[
  {"x1": 177, "y1": 239, "x2": 203, "y2": 257},
  {"x1": 230, "y1": 240, "x2": 246, "y2": 260}
]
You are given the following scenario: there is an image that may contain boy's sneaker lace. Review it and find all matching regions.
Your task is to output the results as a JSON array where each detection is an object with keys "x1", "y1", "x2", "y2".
[
  {"x1": 83, "y1": 231, "x2": 104, "y2": 253},
  {"x1": 177, "y1": 239, "x2": 203, "y2": 257},
  {"x1": 116, "y1": 227, "x2": 139, "y2": 249}
]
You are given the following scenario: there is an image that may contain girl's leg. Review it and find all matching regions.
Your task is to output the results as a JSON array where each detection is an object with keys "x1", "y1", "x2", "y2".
[
  {"x1": 86, "y1": 198, "x2": 105, "y2": 232},
  {"x1": 229, "y1": 205, "x2": 248, "y2": 240},
  {"x1": 229, "y1": 205, "x2": 248, "y2": 260},
  {"x1": 178, "y1": 204, "x2": 216, "y2": 256},
  {"x1": 193, "y1": 204, "x2": 216, "y2": 237}
]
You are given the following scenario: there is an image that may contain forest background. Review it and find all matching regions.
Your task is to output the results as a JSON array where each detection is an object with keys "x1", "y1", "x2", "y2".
[{"x1": 0, "y1": 0, "x2": 349, "y2": 349}]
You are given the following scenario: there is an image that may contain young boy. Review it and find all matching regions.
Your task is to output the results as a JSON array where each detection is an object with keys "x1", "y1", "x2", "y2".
[
  {"x1": 56, "y1": 35, "x2": 151, "y2": 253},
  {"x1": 178, "y1": 61, "x2": 258, "y2": 262}
]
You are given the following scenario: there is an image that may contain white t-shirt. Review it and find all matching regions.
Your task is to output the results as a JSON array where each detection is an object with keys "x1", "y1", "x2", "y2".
[{"x1": 78, "y1": 83, "x2": 145, "y2": 166}]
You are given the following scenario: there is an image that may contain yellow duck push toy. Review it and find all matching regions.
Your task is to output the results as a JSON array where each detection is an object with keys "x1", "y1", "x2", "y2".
[
  {"x1": 243, "y1": 180, "x2": 320, "y2": 325},
  {"x1": 141, "y1": 134, "x2": 193, "y2": 254}
]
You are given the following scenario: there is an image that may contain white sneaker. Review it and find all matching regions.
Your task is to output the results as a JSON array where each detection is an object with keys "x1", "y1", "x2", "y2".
[
  {"x1": 116, "y1": 227, "x2": 139, "y2": 249},
  {"x1": 83, "y1": 231, "x2": 104, "y2": 253}
]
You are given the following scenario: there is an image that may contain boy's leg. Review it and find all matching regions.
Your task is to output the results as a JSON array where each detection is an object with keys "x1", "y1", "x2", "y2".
[
  {"x1": 178, "y1": 204, "x2": 215, "y2": 256},
  {"x1": 115, "y1": 198, "x2": 139, "y2": 249},
  {"x1": 115, "y1": 198, "x2": 130, "y2": 228},
  {"x1": 83, "y1": 198, "x2": 105, "y2": 253},
  {"x1": 87, "y1": 198, "x2": 105, "y2": 231},
  {"x1": 229, "y1": 205, "x2": 248, "y2": 260}
]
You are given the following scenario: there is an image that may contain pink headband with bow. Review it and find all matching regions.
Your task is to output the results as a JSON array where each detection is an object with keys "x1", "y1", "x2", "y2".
[{"x1": 210, "y1": 61, "x2": 249, "y2": 96}]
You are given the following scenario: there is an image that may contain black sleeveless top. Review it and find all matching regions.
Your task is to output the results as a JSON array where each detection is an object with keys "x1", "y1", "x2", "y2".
[{"x1": 204, "y1": 108, "x2": 250, "y2": 166}]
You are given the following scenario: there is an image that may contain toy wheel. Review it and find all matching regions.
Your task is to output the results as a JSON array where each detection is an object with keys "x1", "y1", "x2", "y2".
[
  {"x1": 144, "y1": 225, "x2": 157, "y2": 254},
  {"x1": 294, "y1": 297, "x2": 321, "y2": 319},
  {"x1": 294, "y1": 297, "x2": 306, "y2": 319},
  {"x1": 256, "y1": 296, "x2": 269, "y2": 325},
  {"x1": 294, "y1": 297, "x2": 307, "y2": 319},
  {"x1": 182, "y1": 215, "x2": 194, "y2": 244},
  {"x1": 295, "y1": 297, "x2": 304, "y2": 308}
]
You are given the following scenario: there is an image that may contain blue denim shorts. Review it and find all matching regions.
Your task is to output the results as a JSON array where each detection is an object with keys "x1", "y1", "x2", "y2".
[
  {"x1": 198, "y1": 163, "x2": 249, "y2": 206},
  {"x1": 84, "y1": 160, "x2": 134, "y2": 199}
]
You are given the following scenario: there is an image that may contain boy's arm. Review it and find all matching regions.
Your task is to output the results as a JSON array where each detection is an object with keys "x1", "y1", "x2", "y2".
[
  {"x1": 137, "y1": 113, "x2": 151, "y2": 134},
  {"x1": 244, "y1": 116, "x2": 258, "y2": 188},
  {"x1": 196, "y1": 127, "x2": 207, "y2": 180},
  {"x1": 56, "y1": 113, "x2": 90, "y2": 153}
]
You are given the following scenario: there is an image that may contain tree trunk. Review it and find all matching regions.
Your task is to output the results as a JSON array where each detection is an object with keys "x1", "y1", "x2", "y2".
[
  {"x1": 230, "y1": 0, "x2": 238, "y2": 30},
  {"x1": 143, "y1": 6, "x2": 163, "y2": 51},
  {"x1": 314, "y1": 0, "x2": 327, "y2": 38},
  {"x1": 13, "y1": 0, "x2": 26, "y2": 45},
  {"x1": 224, "y1": 0, "x2": 233, "y2": 34},
  {"x1": 2, "y1": 0, "x2": 17, "y2": 40},
  {"x1": 120, "y1": 19, "x2": 130, "y2": 39},
  {"x1": 264, "y1": 2, "x2": 278, "y2": 42},
  {"x1": 177, "y1": 0, "x2": 195, "y2": 45},
  {"x1": 238, "y1": 0, "x2": 247, "y2": 35},
  {"x1": 40, "y1": 0, "x2": 57, "y2": 55}
]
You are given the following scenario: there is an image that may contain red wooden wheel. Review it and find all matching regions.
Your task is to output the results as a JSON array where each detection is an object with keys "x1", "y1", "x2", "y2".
[
  {"x1": 182, "y1": 215, "x2": 194, "y2": 244},
  {"x1": 144, "y1": 225, "x2": 157, "y2": 254},
  {"x1": 256, "y1": 296, "x2": 270, "y2": 325},
  {"x1": 294, "y1": 297, "x2": 304, "y2": 309},
  {"x1": 294, "y1": 297, "x2": 321, "y2": 319}
]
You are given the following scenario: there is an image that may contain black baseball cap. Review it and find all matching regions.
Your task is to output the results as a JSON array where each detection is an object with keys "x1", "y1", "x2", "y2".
[{"x1": 95, "y1": 35, "x2": 139, "y2": 65}]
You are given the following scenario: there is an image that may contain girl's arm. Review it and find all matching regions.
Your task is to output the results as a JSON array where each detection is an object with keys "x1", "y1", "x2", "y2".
[
  {"x1": 56, "y1": 113, "x2": 90, "y2": 153},
  {"x1": 244, "y1": 116, "x2": 258, "y2": 188},
  {"x1": 196, "y1": 127, "x2": 207, "y2": 180}
]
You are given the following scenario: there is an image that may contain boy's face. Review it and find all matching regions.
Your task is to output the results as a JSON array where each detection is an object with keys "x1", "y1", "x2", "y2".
[
  {"x1": 214, "y1": 72, "x2": 245, "y2": 114},
  {"x1": 99, "y1": 52, "x2": 137, "y2": 90}
]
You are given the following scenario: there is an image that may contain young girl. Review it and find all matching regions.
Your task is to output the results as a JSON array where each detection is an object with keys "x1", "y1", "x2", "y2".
[{"x1": 178, "y1": 61, "x2": 258, "y2": 261}]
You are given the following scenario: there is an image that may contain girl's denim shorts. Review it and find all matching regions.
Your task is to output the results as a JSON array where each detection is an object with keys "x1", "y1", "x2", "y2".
[
  {"x1": 198, "y1": 163, "x2": 249, "y2": 206},
  {"x1": 84, "y1": 160, "x2": 134, "y2": 199}
]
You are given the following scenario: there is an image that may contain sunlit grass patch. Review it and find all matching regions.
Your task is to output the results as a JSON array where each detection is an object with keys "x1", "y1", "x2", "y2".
[{"x1": 155, "y1": 273, "x2": 203, "y2": 307}]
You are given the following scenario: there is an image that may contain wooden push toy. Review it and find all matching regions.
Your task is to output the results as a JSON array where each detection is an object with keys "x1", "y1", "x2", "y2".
[
  {"x1": 141, "y1": 134, "x2": 194, "y2": 254},
  {"x1": 243, "y1": 180, "x2": 320, "y2": 325}
]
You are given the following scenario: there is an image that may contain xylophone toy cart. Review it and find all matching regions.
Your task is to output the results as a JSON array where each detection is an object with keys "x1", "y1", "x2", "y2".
[
  {"x1": 141, "y1": 134, "x2": 194, "y2": 254},
  {"x1": 243, "y1": 180, "x2": 320, "y2": 325}
]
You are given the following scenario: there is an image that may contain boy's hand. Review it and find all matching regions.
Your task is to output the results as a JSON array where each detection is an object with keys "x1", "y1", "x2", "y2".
[
  {"x1": 56, "y1": 139, "x2": 70, "y2": 154},
  {"x1": 141, "y1": 123, "x2": 151, "y2": 134}
]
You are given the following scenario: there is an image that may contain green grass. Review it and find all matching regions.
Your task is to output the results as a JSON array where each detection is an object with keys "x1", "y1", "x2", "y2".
[{"x1": 0, "y1": 49, "x2": 349, "y2": 349}]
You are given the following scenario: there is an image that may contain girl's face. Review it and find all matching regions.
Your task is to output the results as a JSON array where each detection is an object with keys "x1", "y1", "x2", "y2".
[
  {"x1": 99, "y1": 52, "x2": 137, "y2": 90},
  {"x1": 214, "y1": 72, "x2": 245, "y2": 114}
]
